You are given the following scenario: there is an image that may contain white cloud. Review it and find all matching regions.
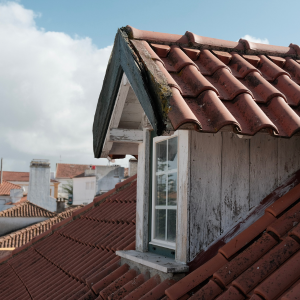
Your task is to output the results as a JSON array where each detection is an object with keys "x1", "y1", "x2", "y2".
[
  {"x1": 0, "y1": 2, "x2": 131, "y2": 171},
  {"x1": 241, "y1": 34, "x2": 269, "y2": 44}
]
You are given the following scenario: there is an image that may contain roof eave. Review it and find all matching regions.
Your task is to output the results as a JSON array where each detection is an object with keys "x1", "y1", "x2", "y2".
[{"x1": 93, "y1": 28, "x2": 171, "y2": 158}]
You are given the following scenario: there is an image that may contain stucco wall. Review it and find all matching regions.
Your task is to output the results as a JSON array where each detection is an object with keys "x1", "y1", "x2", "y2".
[
  {"x1": 73, "y1": 176, "x2": 96, "y2": 205},
  {"x1": 95, "y1": 166, "x2": 124, "y2": 195},
  {"x1": 0, "y1": 217, "x2": 48, "y2": 236},
  {"x1": 189, "y1": 131, "x2": 300, "y2": 261},
  {"x1": 28, "y1": 162, "x2": 56, "y2": 212}
]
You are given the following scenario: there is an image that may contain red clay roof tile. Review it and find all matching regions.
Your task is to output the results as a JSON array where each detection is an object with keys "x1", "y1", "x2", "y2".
[
  {"x1": 121, "y1": 274, "x2": 160, "y2": 300},
  {"x1": 140, "y1": 279, "x2": 176, "y2": 300},
  {"x1": 56, "y1": 163, "x2": 96, "y2": 179},
  {"x1": 189, "y1": 280, "x2": 223, "y2": 300},
  {"x1": 232, "y1": 236, "x2": 299, "y2": 295},
  {"x1": 0, "y1": 181, "x2": 21, "y2": 195},
  {"x1": 267, "y1": 202, "x2": 300, "y2": 238},
  {"x1": 0, "y1": 200, "x2": 56, "y2": 217},
  {"x1": 128, "y1": 27, "x2": 300, "y2": 138},
  {"x1": 254, "y1": 250, "x2": 300, "y2": 300},
  {"x1": 111, "y1": 273, "x2": 147, "y2": 300},
  {"x1": 2, "y1": 171, "x2": 29, "y2": 182},
  {"x1": 219, "y1": 212, "x2": 276, "y2": 259},
  {"x1": 213, "y1": 232, "x2": 277, "y2": 287},
  {"x1": 165, "y1": 253, "x2": 227, "y2": 300},
  {"x1": 215, "y1": 286, "x2": 245, "y2": 300},
  {"x1": 166, "y1": 170, "x2": 300, "y2": 300}
]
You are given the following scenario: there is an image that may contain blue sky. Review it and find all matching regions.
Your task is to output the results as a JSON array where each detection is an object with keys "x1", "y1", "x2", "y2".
[
  {"x1": 20, "y1": 0, "x2": 300, "y2": 49},
  {"x1": 1, "y1": 0, "x2": 299, "y2": 172}
]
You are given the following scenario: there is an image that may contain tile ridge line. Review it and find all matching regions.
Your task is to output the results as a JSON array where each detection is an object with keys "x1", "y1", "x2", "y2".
[
  {"x1": 8, "y1": 261, "x2": 33, "y2": 300},
  {"x1": 34, "y1": 247, "x2": 86, "y2": 284}
]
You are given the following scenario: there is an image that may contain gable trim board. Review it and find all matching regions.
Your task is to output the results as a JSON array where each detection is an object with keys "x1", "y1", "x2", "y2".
[{"x1": 93, "y1": 28, "x2": 171, "y2": 158}]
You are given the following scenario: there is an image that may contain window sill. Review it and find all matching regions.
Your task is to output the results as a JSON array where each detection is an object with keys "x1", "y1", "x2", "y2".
[{"x1": 116, "y1": 250, "x2": 189, "y2": 273}]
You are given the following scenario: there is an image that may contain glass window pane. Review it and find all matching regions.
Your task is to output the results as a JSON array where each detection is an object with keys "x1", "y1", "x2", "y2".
[
  {"x1": 167, "y1": 209, "x2": 176, "y2": 242},
  {"x1": 168, "y1": 172, "x2": 177, "y2": 206},
  {"x1": 168, "y1": 137, "x2": 177, "y2": 170},
  {"x1": 155, "y1": 209, "x2": 166, "y2": 240},
  {"x1": 156, "y1": 140, "x2": 167, "y2": 172},
  {"x1": 156, "y1": 174, "x2": 166, "y2": 205}
]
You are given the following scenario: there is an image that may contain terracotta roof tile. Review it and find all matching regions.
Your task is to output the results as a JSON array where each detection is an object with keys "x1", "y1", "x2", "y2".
[
  {"x1": 0, "y1": 181, "x2": 21, "y2": 195},
  {"x1": 0, "y1": 200, "x2": 56, "y2": 217},
  {"x1": 2, "y1": 171, "x2": 29, "y2": 182},
  {"x1": 127, "y1": 26, "x2": 300, "y2": 138},
  {"x1": 0, "y1": 176, "x2": 138, "y2": 300},
  {"x1": 56, "y1": 163, "x2": 99, "y2": 179},
  {"x1": 166, "y1": 170, "x2": 300, "y2": 300},
  {"x1": 0, "y1": 206, "x2": 81, "y2": 248},
  {"x1": 4, "y1": 166, "x2": 300, "y2": 299}
]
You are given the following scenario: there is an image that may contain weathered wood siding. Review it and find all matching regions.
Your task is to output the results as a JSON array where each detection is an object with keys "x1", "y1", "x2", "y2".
[{"x1": 189, "y1": 131, "x2": 300, "y2": 261}]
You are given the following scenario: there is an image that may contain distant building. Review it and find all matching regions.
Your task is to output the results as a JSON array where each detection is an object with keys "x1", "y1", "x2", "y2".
[
  {"x1": 2, "y1": 171, "x2": 59, "y2": 197},
  {"x1": 55, "y1": 163, "x2": 94, "y2": 198},
  {"x1": 0, "y1": 181, "x2": 23, "y2": 207},
  {"x1": 56, "y1": 163, "x2": 130, "y2": 205},
  {"x1": 72, "y1": 172, "x2": 96, "y2": 205}
]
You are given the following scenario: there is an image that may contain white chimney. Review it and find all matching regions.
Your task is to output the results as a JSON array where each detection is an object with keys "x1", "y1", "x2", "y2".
[
  {"x1": 28, "y1": 159, "x2": 56, "y2": 211},
  {"x1": 129, "y1": 158, "x2": 138, "y2": 176},
  {"x1": 10, "y1": 188, "x2": 23, "y2": 203}
]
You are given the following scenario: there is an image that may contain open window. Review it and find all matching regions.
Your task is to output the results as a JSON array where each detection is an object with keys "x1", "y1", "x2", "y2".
[{"x1": 150, "y1": 133, "x2": 178, "y2": 253}]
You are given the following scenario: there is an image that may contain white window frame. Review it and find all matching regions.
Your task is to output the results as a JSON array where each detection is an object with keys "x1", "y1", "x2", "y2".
[{"x1": 150, "y1": 131, "x2": 179, "y2": 250}]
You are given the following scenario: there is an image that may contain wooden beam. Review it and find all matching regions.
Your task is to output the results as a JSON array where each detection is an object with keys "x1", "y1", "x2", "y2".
[
  {"x1": 109, "y1": 143, "x2": 139, "y2": 155},
  {"x1": 109, "y1": 128, "x2": 143, "y2": 143},
  {"x1": 101, "y1": 74, "x2": 130, "y2": 158}
]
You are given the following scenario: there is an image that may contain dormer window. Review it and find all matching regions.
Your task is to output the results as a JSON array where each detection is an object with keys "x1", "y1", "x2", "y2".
[{"x1": 150, "y1": 135, "x2": 178, "y2": 250}]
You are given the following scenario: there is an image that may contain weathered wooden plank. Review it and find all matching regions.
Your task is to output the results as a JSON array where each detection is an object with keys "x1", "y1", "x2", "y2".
[
  {"x1": 109, "y1": 143, "x2": 138, "y2": 155},
  {"x1": 176, "y1": 130, "x2": 190, "y2": 263},
  {"x1": 278, "y1": 136, "x2": 300, "y2": 184},
  {"x1": 189, "y1": 131, "x2": 222, "y2": 261},
  {"x1": 221, "y1": 132, "x2": 250, "y2": 232},
  {"x1": 101, "y1": 75, "x2": 130, "y2": 157},
  {"x1": 109, "y1": 128, "x2": 143, "y2": 143},
  {"x1": 136, "y1": 129, "x2": 151, "y2": 252},
  {"x1": 250, "y1": 134, "x2": 278, "y2": 209}
]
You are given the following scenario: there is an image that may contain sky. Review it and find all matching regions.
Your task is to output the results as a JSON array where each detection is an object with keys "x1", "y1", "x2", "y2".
[{"x1": 1, "y1": 0, "x2": 299, "y2": 173}]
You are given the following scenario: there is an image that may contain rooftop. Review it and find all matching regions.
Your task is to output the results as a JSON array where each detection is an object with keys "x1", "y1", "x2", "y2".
[
  {"x1": 56, "y1": 163, "x2": 96, "y2": 179},
  {"x1": 2, "y1": 171, "x2": 29, "y2": 182},
  {"x1": 0, "y1": 175, "x2": 138, "y2": 299},
  {"x1": 127, "y1": 26, "x2": 300, "y2": 138},
  {"x1": 0, "y1": 201, "x2": 56, "y2": 218},
  {"x1": 0, "y1": 181, "x2": 21, "y2": 196},
  {"x1": 0, "y1": 205, "x2": 82, "y2": 249},
  {"x1": 1, "y1": 171, "x2": 59, "y2": 183},
  {"x1": 94, "y1": 26, "x2": 300, "y2": 158}
]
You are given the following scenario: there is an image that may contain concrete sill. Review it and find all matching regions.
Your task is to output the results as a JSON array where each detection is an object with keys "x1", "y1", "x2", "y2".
[{"x1": 116, "y1": 250, "x2": 189, "y2": 273}]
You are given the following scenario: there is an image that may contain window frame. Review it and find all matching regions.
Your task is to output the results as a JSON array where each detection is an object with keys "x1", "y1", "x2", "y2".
[{"x1": 150, "y1": 131, "x2": 179, "y2": 250}]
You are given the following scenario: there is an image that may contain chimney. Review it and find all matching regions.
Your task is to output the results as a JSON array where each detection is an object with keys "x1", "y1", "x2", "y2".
[
  {"x1": 28, "y1": 159, "x2": 56, "y2": 211},
  {"x1": 129, "y1": 158, "x2": 138, "y2": 176},
  {"x1": 56, "y1": 198, "x2": 65, "y2": 213}
]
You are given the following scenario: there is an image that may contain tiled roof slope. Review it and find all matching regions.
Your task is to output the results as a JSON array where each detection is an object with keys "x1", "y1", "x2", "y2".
[
  {"x1": 0, "y1": 175, "x2": 140, "y2": 300},
  {"x1": 0, "y1": 201, "x2": 56, "y2": 217},
  {"x1": 0, "y1": 205, "x2": 82, "y2": 248},
  {"x1": 56, "y1": 163, "x2": 92, "y2": 179},
  {"x1": 127, "y1": 26, "x2": 300, "y2": 137},
  {"x1": 165, "y1": 180, "x2": 300, "y2": 300},
  {"x1": 2, "y1": 171, "x2": 29, "y2": 182},
  {"x1": 0, "y1": 181, "x2": 21, "y2": 196}
]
